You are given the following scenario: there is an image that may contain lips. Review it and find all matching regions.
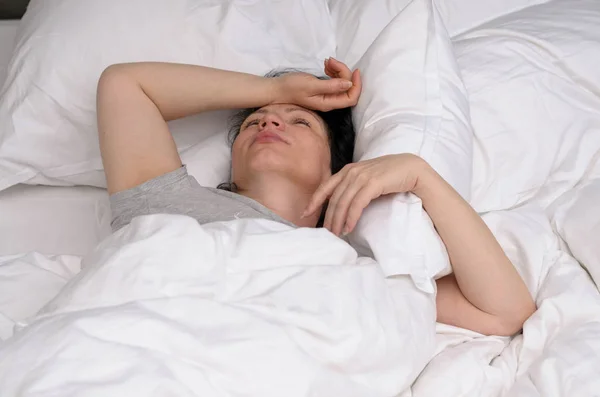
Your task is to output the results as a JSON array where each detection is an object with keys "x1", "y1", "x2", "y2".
[{"x1": 254, "y1": 130, "x2": 287, "y2": 144}]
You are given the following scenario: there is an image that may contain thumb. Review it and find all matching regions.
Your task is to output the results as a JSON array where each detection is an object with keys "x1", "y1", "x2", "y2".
[{"x1": 315, "y1": 78, "x2": 353, "y2": 95}]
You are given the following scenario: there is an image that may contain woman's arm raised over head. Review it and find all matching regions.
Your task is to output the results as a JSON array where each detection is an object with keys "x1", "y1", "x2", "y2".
[
  {"x1": 96, "y1": 61, "x2": 360, "y2": 194},
  {"x1": 97, "y1": 62, "x2": 281, "y2": 194}
]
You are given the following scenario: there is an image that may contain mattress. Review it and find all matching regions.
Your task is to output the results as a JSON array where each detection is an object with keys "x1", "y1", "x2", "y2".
[{"x1": 0, "y1": 20, "x2": 111, "y2": 256}]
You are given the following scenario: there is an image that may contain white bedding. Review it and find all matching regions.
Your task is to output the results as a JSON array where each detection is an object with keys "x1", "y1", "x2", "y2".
[
  {"x1": 1, "y1": 0, "x2": 600, "y2": 395},
  {"x1": 410, "y1": 207, "x2": 600, "y2": 396},
  {"x1": 1, "y1": 206, "x2": 599, "y2": 396},
  {"x1": 0, "y1": 216, "x2": 437, "y2": 396},
  {"x1": 550, "y1": 178, "x2": 600, "y2": 289}
]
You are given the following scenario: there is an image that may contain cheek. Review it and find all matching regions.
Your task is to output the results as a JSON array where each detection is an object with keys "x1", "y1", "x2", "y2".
[
  {"x1": 313, "y1": 134, "x2": 331, "y2": 165},
  {"x1": 231, "y1": 138, "x2": 241, "y2": 160},
  {"x1": 298, "y1": 133, "x2": 331, "y2": 170},
  {"x1": 230, "y1": 135, "x2": 247, "y2": 175}
]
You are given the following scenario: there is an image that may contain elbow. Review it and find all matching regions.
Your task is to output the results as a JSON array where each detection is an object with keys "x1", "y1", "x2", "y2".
[
  {"x1": 97, "y1": 64, "x2": 139, "y2": 106},
  {"x1": 99, "y1": 63, "x2": 123, "y2": 81},
  {"x1": 98, "y1": 64, "x2": 132, "y2": 89},
  {"x1": 100, "y1": 63, "x2": 133, "y2": 79},
  {"x1": 98, "y1": 63, "x2": 143, "y2": 89},
  {"x1": 493, "y1": 300, "x2": 537, "y2": 337}
]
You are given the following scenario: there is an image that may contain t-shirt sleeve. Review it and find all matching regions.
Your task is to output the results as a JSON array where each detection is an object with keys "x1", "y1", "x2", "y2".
[{"x1": 108, "y1": 166, "x2": 197, "y2": 231}]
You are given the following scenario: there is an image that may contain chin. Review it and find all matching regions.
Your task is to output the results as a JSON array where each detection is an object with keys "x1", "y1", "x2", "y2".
[{"x1": 247, "y1": 149, "x2": 287, "y2": 171}]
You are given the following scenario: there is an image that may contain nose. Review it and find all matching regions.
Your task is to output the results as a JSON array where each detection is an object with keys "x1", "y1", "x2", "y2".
[{"x1": 259, "y1": 113, "x2": 284, "y2": 131}]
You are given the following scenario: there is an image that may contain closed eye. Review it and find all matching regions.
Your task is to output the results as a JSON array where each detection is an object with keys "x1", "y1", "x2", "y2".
[
  {"x1": 244, "y1": 119, "x2": 259, "y2": 129},
  {"x1": 292, "y1": 118, "x2": 311, "y2": 127}
]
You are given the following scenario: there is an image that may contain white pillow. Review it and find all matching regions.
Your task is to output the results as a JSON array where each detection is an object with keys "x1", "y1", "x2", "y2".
[
  {"x1": 0, "y1": 0, "x2": 335, "y2": 191},
  {"x1": 327, "y1": 0, "x2": 411, "y2": 68},
  {"x1": 453, "y1": 0, "x2": 600, "y2": 213},
  {"x1": 346, "y1": 0, "x2": 474, "y2": 292}
]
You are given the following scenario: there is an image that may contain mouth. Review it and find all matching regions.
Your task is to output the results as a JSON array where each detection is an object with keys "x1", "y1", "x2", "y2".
[{"x1": 254, "y1": 130, "x2": 287, "y2": 144}]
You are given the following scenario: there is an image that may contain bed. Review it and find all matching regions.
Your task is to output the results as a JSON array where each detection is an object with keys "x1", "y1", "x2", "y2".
[{"x1": 0, "y1": 1, "x2": 599, "y2": 396}]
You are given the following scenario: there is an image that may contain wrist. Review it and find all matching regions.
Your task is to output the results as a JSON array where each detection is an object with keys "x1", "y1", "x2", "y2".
[
  {"x1": 411, "y1": 156, "x2": 439, "y2": 198},
  {"x1": 268, "y1": 77, "x2": 288, "y2": 105}
]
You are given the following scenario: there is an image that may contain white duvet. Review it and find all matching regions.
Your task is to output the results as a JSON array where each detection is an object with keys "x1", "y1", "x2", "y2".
[
  {"x1": 0, "y1": 216, "x2": 436, "y2": 396},
  {"x1": 2, "y1": 206, "x2": 599, "y2": 396}
]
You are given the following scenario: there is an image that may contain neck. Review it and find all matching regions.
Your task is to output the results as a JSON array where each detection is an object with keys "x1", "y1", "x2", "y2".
[{"x1": 237, "y1": 174, "x2": 321, "y2": 228}]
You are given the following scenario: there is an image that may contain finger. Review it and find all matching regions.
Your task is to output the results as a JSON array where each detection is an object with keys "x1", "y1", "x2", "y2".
[
  {"x1": 323, "y1": 176, "x2": 353, "y2": 234},
  {"x1": 329, "y1": 178, "x2": 366, "y2": 236},
  {"x1": 324, "y1": 67, "x2": 337, "y2": 79},
  {"x1": 318, "y1": 92, "x2": 357, "y2": 111},
  {"x1": 314, "y1": 78, "x2": 353, "y2": 96},
  {"x1": 343, "y1": 184, "x2": 379, "y2": 234},
  {"x1": 324, "y1": 58, "x2": 338, "y2": 78},
  {"x1": 346, "y1": 69, "x2": 362, "y2": 106},
  {"x1": 324, "y1": 59, "x2": 335, "y2": 78},
  {"x1": 327, "y1": 57, "x2": 353, "y2": 81},
  {"x1": 317, "y1": 69, "x2": 361, "y2": 110},
  {"x1": 304, "y1": 169, "x2": 348, "y2": 217},
  {"x1": 325, "y1": 57, "x2": 341, "y2": 77}
]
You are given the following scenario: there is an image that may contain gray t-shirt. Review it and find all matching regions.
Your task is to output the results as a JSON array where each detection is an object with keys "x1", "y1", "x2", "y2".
[{"x1": 109, "y1": 166, "x2": 295, "y2": 232}]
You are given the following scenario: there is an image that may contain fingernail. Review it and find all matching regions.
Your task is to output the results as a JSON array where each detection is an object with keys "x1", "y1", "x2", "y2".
[
  {"x1": 342, "y1": 225, "x2": 350, "y2": 236},
  {"x1": 300, "y1": 210, "x2": 308, "y2": 219},
  {"x1": 342, "y1": 81, "x2": 353, "y2": 89}
]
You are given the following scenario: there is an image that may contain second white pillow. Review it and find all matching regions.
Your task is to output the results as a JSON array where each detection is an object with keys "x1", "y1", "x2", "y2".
[{"x1": 347, "y1": 0, "x2": 474, "y2": 292}]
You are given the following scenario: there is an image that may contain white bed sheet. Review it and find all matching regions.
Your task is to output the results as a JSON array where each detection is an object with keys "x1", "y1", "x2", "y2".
[{"x1": 0, "y1": 20, "x2": 111, "y2": 257}]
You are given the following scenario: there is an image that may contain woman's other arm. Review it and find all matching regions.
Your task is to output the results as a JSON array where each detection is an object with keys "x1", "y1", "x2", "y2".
[
  {"x1": 303, "y1": 154, "x2": 536, "y2": 336},
  {"x1": 414, "y1": 163, "x2": 536, "y2": 336}
]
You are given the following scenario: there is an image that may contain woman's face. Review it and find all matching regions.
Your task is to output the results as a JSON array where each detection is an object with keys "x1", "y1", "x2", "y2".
[{"x1": 231, "y1": 104, "x2": 331, "y2": 191}]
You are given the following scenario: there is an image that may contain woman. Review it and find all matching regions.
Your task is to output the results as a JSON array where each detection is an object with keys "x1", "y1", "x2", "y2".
[{"x1": 97, "y1": 58, "x2": 535, "y2": 336}]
